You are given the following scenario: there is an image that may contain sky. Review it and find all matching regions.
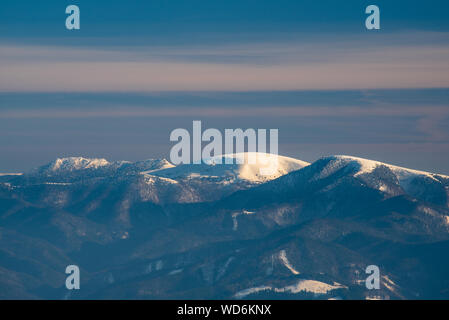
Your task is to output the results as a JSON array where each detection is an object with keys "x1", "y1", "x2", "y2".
[{"x1": 1, "y1": 0, "x2": 449, "y2": 174}]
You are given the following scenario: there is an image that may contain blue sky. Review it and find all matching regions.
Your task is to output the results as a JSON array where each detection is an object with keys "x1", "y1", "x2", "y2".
[
  {"x1": 1, "y1": 1, "x2": 449, "y2": 173},
  {"x1": 2, "y1": 0, "x2": 449, "y2": 40}
]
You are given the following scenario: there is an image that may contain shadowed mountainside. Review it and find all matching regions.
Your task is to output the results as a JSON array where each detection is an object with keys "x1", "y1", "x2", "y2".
[{"x1": 0, "y1": 153, "x2": 448, "y2": 299}]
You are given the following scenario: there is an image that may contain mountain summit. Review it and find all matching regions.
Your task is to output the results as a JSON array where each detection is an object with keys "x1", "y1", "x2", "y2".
[
  {"x1": 41, "y1": 157, "x2": 110, "y2": 172},
  {"x1": 150, "y1": 152, "x2": 309, "y2": 183},
  {"x1": 1, "y1": 153, "x2": 449, "y2": 299}
]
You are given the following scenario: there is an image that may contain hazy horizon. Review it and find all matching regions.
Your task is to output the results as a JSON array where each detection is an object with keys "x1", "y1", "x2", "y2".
[{"x1": 1, "y1": 0, "x2": 449, "y2": 174}]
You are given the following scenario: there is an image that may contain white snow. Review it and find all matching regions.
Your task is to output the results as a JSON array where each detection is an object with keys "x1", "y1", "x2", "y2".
[
  {"x1": 216, "y1": 257, "x2": 235, "y2": 280},
  {"x1": 120, "y1": 231, "x2": 129, "y2": 239},
  {"x1": 155, "y1": 260, "x2": 164, "y2": 271},
  {"x1": 150, "y1": 152, "x2": 309, "y2": 184},
  {"x1": 206, "y1": 153, "x2": 309, "y2": 182},
  {"x1": 234, "y1": 286, "x2": 272, "y2": 299},
  {"x1": 278, "y1": 280, "x2": 346, "y2": 294},
  {"x1": 335, "y1": 155, "x2": 448, "y2": 181},
  {"x1": 234, "y1": 279, "x2": 347, "y2": 298},
  {"x1": 44, "y1": 182, "x2": 72, "y2": 186},
  {"x1": 139, "y1": 159, "x2": 175, "y2": 174},
  {"x1": 0, "y1": 173, "x2": 22, "y2": 176},
  {"x1": 142, "y1": 175, "x2": 179, "y2": 185},
  {"x1": 365, "y1": 295, "x2": 383, "y2": 300},
  {"x1": 232, "y1": 212, "x2": 239, "y2": 231},
  {"x1": 168, "y1": 269, "x2": 183, "y2": 275},
  {"x1": 420, "y1": 206, "x2": 440, "y2": 217},
  {"x1": 316, "y1": 155, "x2": 448, "y2": 193},
  {"x1": 50, "y1": 157, "x2": 110, "y2": 171},
  {"x1": 279, "y1": 250, "x2": 300, "y2": 275},
  {"x1": 231, "y1": 210, "x2": 256, "y2": 231}
]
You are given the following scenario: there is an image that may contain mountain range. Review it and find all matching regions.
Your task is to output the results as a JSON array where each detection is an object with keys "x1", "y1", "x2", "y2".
[{"x1": 0, "y1": 153, "x2": 448, "y2": 299}]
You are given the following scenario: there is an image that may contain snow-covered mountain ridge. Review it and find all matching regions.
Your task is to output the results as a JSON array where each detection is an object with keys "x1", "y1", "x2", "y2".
[
  {"x1": 149, "y1": 152, "x2": 309, "y2": 183},
  {"x1": 2, "y1": 153, "x2": 449, "y2": 299},
  {"x1": 321, "y1": 155, "x2": 449, "y2": 181},
  {"x1": 28, "y1": 154, "x2": 448, "y2": 181}
]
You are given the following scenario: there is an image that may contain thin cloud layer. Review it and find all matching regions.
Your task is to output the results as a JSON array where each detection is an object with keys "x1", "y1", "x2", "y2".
[{"x1": 1, "y1": 33, "x2": 449, "y2": 92}]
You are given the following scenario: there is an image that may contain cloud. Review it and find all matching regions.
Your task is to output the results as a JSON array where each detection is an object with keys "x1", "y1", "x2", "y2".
[
  {"x1": 1, "y1": 32, "x2": 449, "y2": 92},
  {"x1": 1, "y1": 105, "x2": 448, "y2": 119}
]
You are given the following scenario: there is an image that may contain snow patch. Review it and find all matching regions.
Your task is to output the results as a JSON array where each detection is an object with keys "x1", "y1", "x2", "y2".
[
  {"x1": 143, "y1": 175, "x2": 179, "y2": 185},
  {"x1": 168, "y1": 269, "x2": 183, "y2": 275},
  {"x1": 234, "y1": 279, "x2": 346, "y2": 298},
  {"x1": 155, "y1": 260, "x2": 164, "y2": 271},
  {"x1": 232, "y1": 210, "x2": 256, "y2": 231},
  {"x1": 279, "y1": 250, "x2": 300, "y2": 275},
  {"x1": 139, "y1": 159, "x2": 175, "y2": 174},
  {"x1": 279, "y1": 280, "x2": 346, "y2": 294},
  {"x1": 44, "y1": 182, "x2": 72, "y2": 186},
  {"x1": 382, "y1": 275, "x2": 399, "y2": 294},
  {"x1": 0, "y1": 173, "x2": 22, "y2": 177},
  {"x1": 234, "y1": 286, "x2": 272, "y2": 299},
  {"x1": 49, "y1": 157, "x2": 110, "y2": 171},
  {"x1": 216, "y1": 257, "x2": 235, "y2": 280}
]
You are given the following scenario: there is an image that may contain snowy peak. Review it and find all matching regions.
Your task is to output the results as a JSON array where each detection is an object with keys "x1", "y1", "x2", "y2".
[
  {"x1": 207, "y1": 153, "x2": 310, "y2": 181},
  {"x1": 320, "y1": 155, "x2": 449, "y2": 181},
  {"x1": 134, "y1": 159, "x2": 175, "y2": 174},
  {"x1": 34, "y1": 157, "x2": 175, "y2": 174},
  {"x1": 17, "y1": 154, "x2": 448, "y2": 207},
  {"x1": 309, "y1": 155, "x2": 449, "y2": 204},
  {"x1": 48, "y1": 157, "x2": 110, "y2": 172},
  {"x1": 150, "y1": 152, "x2": 309, "y2": 183}
]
